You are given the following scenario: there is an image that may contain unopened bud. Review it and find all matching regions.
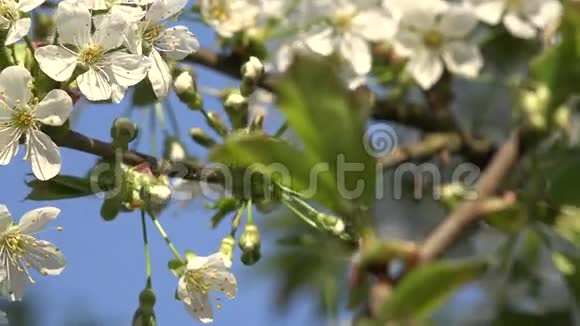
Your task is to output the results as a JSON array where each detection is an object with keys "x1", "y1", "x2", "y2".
[
  {"x1": 554, "y1": 105, "x2": 571, "y2": 131},
  {"x1": 206, "y1": 112, "x2": 228, "y2": 137},
  {"x1": 174, "y1": 71, "x2": 194, "y2": 95},
  {"x1": 164, "y1": 138, "x2": 186, "y2": 161},
  {"x1": 111, "y1": 117, "x2": 138, "y2": 145},
  {"x1": 239, "y1": 224, "x2": 261, "y2": 252},
  {"x1": 219, "y1": 235, "x2": 235, "y2": 260},
  {"x1": 224, "y1": 92, "x2": 249, "y2": 129},
  {"x1": 133, "y1": 288, "x2": 157, "y2": 326},
  {"x1": 250, "y1": 111, "x2": 265, "y2": 131},
  {"x1": 148, "y1": 184, "x2": 171, "y2": 203},
  {"x1": 241, "y1": 56, "x2": 264, "y2": 81},
  {"x1": 317, "y1": 213, "x2": 345, "y2": 235},
  {"x1": 241, "y1": 249, "x2": 261, "y2": 266},
  {"x1": 189, "y1": 128, "x2": 217, "y2": 148},
  {"x1": 139, "y1": 288, "x2": 156, "y2": 308}
]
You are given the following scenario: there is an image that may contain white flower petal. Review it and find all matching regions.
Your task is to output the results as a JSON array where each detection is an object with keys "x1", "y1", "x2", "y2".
[
  {"x1": 0, "y1": 125, "x2": 20, "y2": 165},
  {"x1": 182, "y1": 290, "x2": 214, "y2": 323},
  {"x1": 18, "y1": 207, "x2": 59, "y2": 234},
  {"x1": 34, "y1": 45, "x2": 78, "y2": 82},
  {"x1": 399, "y1": 8, "x2": 437, "y2": 32},
  {"x1": 27, "y1": 130, "x2": 62, "y2": 181},
  {"x1": 205, "y1": 269, "x2": 237, "y2": 298},
  {"x1": 124, "y1": 24, "x2": 143, "y2": 55},
  {"x1": 0, "y1": 65, "x2": 32, "y2": 105},
  {"x1": 528, "y1": 0, "x2": 562, "y2": 29},
  {"x1": 442, "y1": 42, "x2": 483, "y2": 78},
  {"x1": 407, "y1": 51, "x2": 444, "y2": 90},
  {"x1": 204, "y1": 252, "x2": 232, "y2": 269},
  {"x1": 339, "y1": 33, "x2": 371, "y2": 75},
  {"x1": 56, "y1": 1, "x2": 92, "y2": 46},
  {"x1": 304, "y1": 26, "x2": 334, "y2": 56},
  {"x1": 5, "y1": 18, "x2": 31, "y2": 45},
  {"x1": 438, "y1": 7, "x2": 479, "y2": 39},
  {"x1": 17, "y1": 0, "x2": 46, "y2": 12},
  {"x1": 111, "y1": 5, "x2": 145, "y2": 22},
  {"x1": 35, "y1": 90, "x2": 73, "y2": 126},
  {"x1": 468, "y1": 0, "x2": 506, "y2": 25},
  {"x1": 110, "y1": 83, "x2": 128, "y2": 104},
  {"x1": 2, "y1": 261, "x2": 29, "y2": 301},
  {"x1": 392, "y1": 29, "x2": 423, "y2": 58},
  {"x1": 351, "y1": 10, "x2": 396, "y2": 41},
  {"x1": 503, "y1": 12, "x2": 537, "y2": 39},
  {"x1": 0, "y1": 205, "x2": 13, "y2": 232},
  {"x1": 155, "y1": 25, "x2": 200, "y2": 60},
  {"x1": 146, "y1": 0, "x2": 188, "y2": 23},
  {"x1": 93, "y1": 12, "x2": 128, "y2": 50},
  {"x1": 185, "y1": 255, "x2": 210, "y2": 270},
  {"x1": 24, "y1": 240, "x2": 66, "y2": 275},
  {"x1": 148, "y1": 49, "x2": 171, "y2": 98},
  {"x1": 77, "y1": 69, "x2": 112, "y2": 101},
  {"x1": 107, "y1": 52, "x2": 150, "y2": 87}
]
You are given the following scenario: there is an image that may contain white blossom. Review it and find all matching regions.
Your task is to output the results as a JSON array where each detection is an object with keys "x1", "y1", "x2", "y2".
[
  {"x1": 126, "y1": 0, "x2": 200, "y2": 99},
  {"x1": 304, "y1": 1, "x2": 397, "y2": 76},
  {"x1": 177, "y1": 253, "x2": 237, "y2": 323},
  {"x1": 79, "y1": 0, "x2": 145, "y2": 22},
  {"x1": 0, "y1": 0, "x2": 46, "y2": 45},
  {"x1": 201, "y1": 0, "x2": 260, "y2": 38},
  {"x1": 0, "y1": 205, "x2": 65, "y2": 301},
  {"x1": 34, "y1": 1, "x2": 151, "y2": 102},
  {"x1": 0, "y1": 66, "x2": 73, "y2": 180},
  {"x1": 241, "y1": 56, "x2": 264, "y2": 80},
  {"x1": 393, "y1": 2, "x2": 483, "y2": 89},
  {"x1": 466, "y1": 0, "x2": 562, "y2": 39}
]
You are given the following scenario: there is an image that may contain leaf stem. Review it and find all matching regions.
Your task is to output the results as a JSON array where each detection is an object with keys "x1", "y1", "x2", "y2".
[{"x1": 149, "y1": 210, "x2": 184, "y2": 262}]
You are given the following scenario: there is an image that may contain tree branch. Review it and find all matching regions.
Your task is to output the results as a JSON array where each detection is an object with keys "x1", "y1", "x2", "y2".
[
  {"x1": 418, "y1": 131, "x2": 521, "y2": 263},
  {"x1": 53, "y1": 130, "x2": 224, "y2": 183}
]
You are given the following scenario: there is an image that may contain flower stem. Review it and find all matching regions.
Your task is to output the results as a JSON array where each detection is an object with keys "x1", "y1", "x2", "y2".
[
  {"x1": 230, "y1": 204, "x2": 245, "y2": 237},
  {"x1": 140, "y1": 209, "x2": 152, "y2": 289},
  {"x1": 246, "y1": 199, "x2": 253, "y2": 224},
  {"x1": 148, "y1": 211, "x2": 184, "y2": 262}
]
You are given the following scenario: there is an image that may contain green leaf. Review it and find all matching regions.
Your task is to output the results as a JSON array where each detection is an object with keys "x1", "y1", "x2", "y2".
[
  {"x1": 378, "y1": 260, "x2": 488, "y2": 322},
  {"x1": 547, "y1": 158, "x2": 580, "y2": 206},
  {"x1": 531, "y1": 1, "x2": 580, "y2": 110},
  {"x1": 552, "y1": 251, "x2": 580, "y2": 303},
  {"x1": 25, "y1": 175, "x2": 94, "y2": 201},
  {"x1": 207, "y1": 197, "x2": 239, "y2": 228}
]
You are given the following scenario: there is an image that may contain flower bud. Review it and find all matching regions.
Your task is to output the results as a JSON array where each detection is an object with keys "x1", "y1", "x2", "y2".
[
  {"x1": 148, "y1": 184, "x2": 171, "y2": 204},
  {"x1": 174, "y1": 71, "x2": 194, "y2": 95},
  {"x1": 554, "y1": 105, "x2": 571, "y2": 131},
  {"x1": 206, "y1": 112, "x2": 228, "y2": 137},
  {"x1": 239, "y1": 224, "x2": 261, "y2": 252},
  {"x1": 249, "y1": 111, "x2": 265, "y2": 131},
  {"x1": 133, "y1": 288, "x2": 157, "y2": 326},
  {"x1": 241, "y1": 249, "x2": 261, "y2": 266},
  {"x1": 189, "y1": 128, "x2": 217, "y2": 148},
  {"x1": 111, "y1": 117, "x2": 138, "y2": 146},
  {"x1": 219, "y1": 235, "x2": 236, "y2": 261},
  {"x1": 139, "y1": 288, "x2": 156, "y2": 308},
  {"x1": 241, "y1": 56, "x2": 264, "y2": 81},
  {"x1": 164, "y1": 138, "x2": 186, "y2": 161},
  {"x1": 224, "y1": 92, "x2": 249, "y2": 129},
  {"x1": 316, "y1": 213, "x2": 345, "y2": 235}
]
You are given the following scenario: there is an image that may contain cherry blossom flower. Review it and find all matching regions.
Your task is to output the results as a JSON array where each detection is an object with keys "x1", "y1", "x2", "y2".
[
  {"x1": 200, "y1": 0, "x2": 260, "y2": 38},
  {"x1": 0, "y1": 0, "x2": 46, "y2": 45},
  {"x1": 0, "y1": 66, "x2": 73, "y2": 180}
]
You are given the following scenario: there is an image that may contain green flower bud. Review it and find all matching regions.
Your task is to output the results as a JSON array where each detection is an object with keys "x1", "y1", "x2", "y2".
[
  {"x1": 316, "y1": 213, "x2": 345, "y2": 235},
  {"x1": 111, "y1": 117, "x2": 138, "y2": 146},
  {"x1": 219, "y1": 235, "x2": 236, "y2": 261},
  {"x1": 206, "y1": 112, "x2": 228, "y2": 137},
  {"x1": 189, "y1": 128, "x2": 217, "y2": 148},
  {"x1": 224, "y1": 92, "x2": 249, "y2": 129},
  {"x1": 249, "y1": 111, "x2": 265, "y2": 131},
  {"x1": 133, "y1": 289, "x2": 157, "y2": 326},
  {"x1": 239, "y1": 224, "x2": 261, "y2": 252},
  {"x1": 241, "y1": 249, "x2": 261, "y2": 266},
  {"x1": 139, "y1": 288, "x2": 156, "y2": 308}
]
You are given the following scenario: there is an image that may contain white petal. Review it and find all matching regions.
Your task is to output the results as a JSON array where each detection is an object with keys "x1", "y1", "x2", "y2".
[
  {"x1": 155, "y1": 26, "x2": 200, "y2": 60},
  {"x1": 182, "y1": 290, "x2": 214, "y2": 323},
  {"x1": 392, "y1": 29, "x2": 423, "y2": 58},
  {"x1": 93, "y1": 12, "x2": 128, "y2": 50},
  {"x1": 399, "y1": 8, "x2": 438, "y2": 32},
  {"x1": 5, "y1": 18, "x2": 31, "y2": 45},
  {"x1": 107, "y1": 52, "x2": 150, "y2": 87},
  {"x1": 17, "y1": 0, "x2": 46, "y2": 12},
  {"x1": 503, "y1": 13, "x2": 537, "y2": 39},
  {"x1": 438, "y1": 7, "x2": 479, "y2": 39},
  {"x1": 146, "y1": 0, "x2": 188, "y2": 23},
  {"x1": 77, "y1": 69, "x2": 112, "y2": 101},
  {"x1": 148, "y1": 49, "x2": 171, "y2": 98},
  {"x1": 24, "y1": 240, "x2": 66, "y2": 275},
  {"x1": 35, "y1": 90, "x2": 73, "y2": 126},
  {"x1": 0, "y1": 65, "x2": 32, "y2": 105},
  {"x1": 185, "y1": 255, "x2": 210, "y2": 270},
  {"x1": 2, "y1": 262, "x2": 29, "y2": 301},
  {"x1": 18, "y1": 207, "x2": 59, "y2": 234},
  {"x1": 468, "y1": 0, "x2": 506, "y2": 25},
  {"x1": 0, "y1": 125, "x2": 20, "y2": 165},
  {"x1": 205, "y1": 270, "x2": 237, "y2": 298},
  {"x1": 204, "y1": 252, "x2": 232, "y2": 269},
  {"x1": 34, "y1": 45, "x2": 78, "y2": 82},
  {"x1": 529, "y1": 0, "x2": 562, "y2": 29},
  {"x1": 351, "y1": 10, "x2": 396, "y2": 41},
  {"x1": 407, "y1": 51, "x2": 444, "y2": 90},
  {"x1": 56, "y1": 1, "x2": 92, "y2": 46},
  {"x1": 304, "y1": 26, "x2": 335, "y2": 56},
  {"x1": 27, "y1": 130, "x2": 62, "y2": 181},
  {"x1": 110, "y1": 83, "x2": 128, "y2": 104},
  {"x1": 0, "y1": 205, "x2": 13, "y2": 232},
  {"x1": 124, "y1": 24, "x2": 143, "y2": 55},
  {"x1": 442, "y1": 42, "x2": 483, "y2": 78},
  {"x1": 111, "y1": 5, "x2": 145, "y2": 22},
  {"x1": 340, "y1": 34, "x2": 371, "y2": 75}
]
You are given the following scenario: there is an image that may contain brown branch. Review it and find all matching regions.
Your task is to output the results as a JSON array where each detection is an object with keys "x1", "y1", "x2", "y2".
[
  {"x1": 418, "y1": 131, "x2": 521, "y2": 263},
  {"x1": 53, "y1": 130, "x2": 224, "y2": 183}
]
